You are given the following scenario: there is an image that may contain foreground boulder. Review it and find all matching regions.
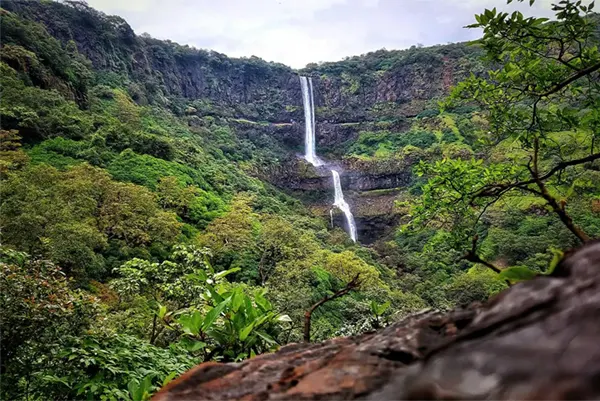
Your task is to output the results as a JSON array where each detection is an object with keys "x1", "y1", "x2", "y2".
[{"x1": 154, "y1": 241, "x2": 600, "y2": 400}]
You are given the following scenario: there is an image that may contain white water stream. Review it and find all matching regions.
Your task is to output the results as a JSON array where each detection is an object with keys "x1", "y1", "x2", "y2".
[
  {"x1": 299, "y1": 76, "x2": 321, "y2": 166},
  {"x1": 299, "y1": 76, "x2": 357, "y2": 242},
  {"x1": 331, "y1": 170, "x2": 358, "y2": 242}
]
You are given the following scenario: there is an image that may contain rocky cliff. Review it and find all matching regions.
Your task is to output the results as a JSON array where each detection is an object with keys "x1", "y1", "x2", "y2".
[
  {"x1": 153, "y1": 241, "x2": 600, "y2": 400},
  {"x1": 3, "y1": 1, "x2": 479, "y2": 121},
  {"x1": 2, "y1": 0, "x2": 482, "y2": 243}
]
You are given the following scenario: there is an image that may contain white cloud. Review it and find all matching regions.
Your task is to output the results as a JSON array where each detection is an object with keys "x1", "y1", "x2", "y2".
[{"x1": 86, "y1": 0, "x2": 557, "y2": 68}]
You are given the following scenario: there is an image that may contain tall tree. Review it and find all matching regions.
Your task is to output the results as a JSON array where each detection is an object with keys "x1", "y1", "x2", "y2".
[{"x1": 413, "y1": 0, "x2": 600, "y2": 270}]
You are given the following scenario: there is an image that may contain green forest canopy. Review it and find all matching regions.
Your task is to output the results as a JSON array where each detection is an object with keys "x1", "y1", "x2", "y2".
[{"x1": 0, "y1": 0, "x2": 599, "y2": 400}]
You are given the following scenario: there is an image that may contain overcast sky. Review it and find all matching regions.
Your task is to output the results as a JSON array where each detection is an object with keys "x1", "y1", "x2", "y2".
[{"x1": 85, "y1": 0, "x2": 556, "y2": 68}]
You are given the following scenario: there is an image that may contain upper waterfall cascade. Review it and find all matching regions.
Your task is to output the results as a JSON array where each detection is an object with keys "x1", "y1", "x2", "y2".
[
  {"x1": 299, "y1": 76, "x2": 322, "y2": 166},
  {"x1": 299, "y1": 76, "x2": 357, "y2": 242}
]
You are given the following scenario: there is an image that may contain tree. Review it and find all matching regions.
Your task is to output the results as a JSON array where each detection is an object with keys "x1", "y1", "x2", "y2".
[
  {"x1": 0, "y1": 129, "x2": 28, "y2": 176},
  {"x1": 196, "y1": 194, "x2": 260, "y2": 270},
  {"x1": 156, "y1": 176, "x2": 225, "y2": 227},
  {"x1": 0, "y1": 163, "x2": 181, "y2": 280},
  {"x1": 412, "y1": 0, "x2": 600, "y2": 271},
  {"x1": 255, "y1": 216, "x2": 318, "y2": 285},
  {"x1": 98, "y1": 178, "x2": 182, "y2": 248},
  {"x1": 321, "y1": 250, "x2": 385, "y2": 290},
  {"x1": 0, "y1": 248, "x2": 98, "y2": 399}
]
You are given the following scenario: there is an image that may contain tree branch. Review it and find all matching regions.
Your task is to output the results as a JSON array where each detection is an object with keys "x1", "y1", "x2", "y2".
[
  {"x1": 539, "y1": 62, "x2": 600, "y2": 98},
  {"x1": 528, "y1": 137, "x2": 591, "y2": 243},
  {"x1": 303, "y1": 274, "x2": 361, "y2": 343},
  {"x1": 475, "y1": 152, "x2": 600, "y2": 198},
  {"x1": 461, "y1": 236, "x2": 502, "y2": 274}
]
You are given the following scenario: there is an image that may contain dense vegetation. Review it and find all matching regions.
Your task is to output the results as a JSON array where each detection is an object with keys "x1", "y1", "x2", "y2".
[{"x1": 0, "y1": 0, "x2": 598, "y2": 400}]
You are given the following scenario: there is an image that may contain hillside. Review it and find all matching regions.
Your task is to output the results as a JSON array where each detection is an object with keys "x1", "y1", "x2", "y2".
[
  {"x1": 2, "y1": 0, "x2": 487, "y2": 243},
  {"x1": 1, "y1": 0, "x2": 599, "y2": 400}
]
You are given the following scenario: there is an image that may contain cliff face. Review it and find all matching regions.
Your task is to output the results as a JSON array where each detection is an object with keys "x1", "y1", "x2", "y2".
[
  {"x1": 3, "y1": 0, "x2": 481, "y2": 243},
  {"x1": 2, "y1": 1, "x2": 300, "y2": 121},
  {"x1": 2, "y1": 1, "x2": 478, "y2": 122}
]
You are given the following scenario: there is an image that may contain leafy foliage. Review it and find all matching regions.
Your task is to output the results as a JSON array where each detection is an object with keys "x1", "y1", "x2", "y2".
[
  {"x1": 408, "y1": 0, "x2": 600, "y2": 275},
  {"x1": 0, "y1": 163, "x2": 181, "y2": 280},
  {"x1": 0, "y1": 248, "x2": 99, "y2": 400},
  {"x1": 2, "y1": 1, "x2": 599, "y2": 399},
  {"x1": 31, "y1": 333, "x2": 196, "y2": 401}
]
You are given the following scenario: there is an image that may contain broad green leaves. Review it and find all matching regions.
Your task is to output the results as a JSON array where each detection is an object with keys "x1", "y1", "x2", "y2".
[
  {"x1": 176, "y1": 286, "x2": 290, "y2": 361},
  {"x1": 178, "y1": 311, "x2": 204, "y2": 336},
  {"x1": 498, "y1": 266, "x2": 538, "y2": 283},
  {"x1": 128, "y1": 375, "x2": 153, "y2": 401},
  {"x1": 201, "y1": 297, "x2": 231, "y2": 332},
  {"x1": 370, "y1": 300, "x2": 391, "y2": 318}
]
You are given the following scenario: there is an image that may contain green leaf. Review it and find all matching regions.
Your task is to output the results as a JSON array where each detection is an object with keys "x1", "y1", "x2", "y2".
[
  {"x1": 276, "y1": 314, "x2": 292, "y2": 323},
  {"x1": 255, "y1": 330, "x2": 277, "y2": 345},
  {"x1": 239, "y1": 322, "x2": 255, "y2": 341},
  {"x1": 180, "y1": 337, "x2": 207, "y2": 352},
  {"x1": 231, "y1": 288, "x2": 244, "y2": 312},
  {"x1": 214, "y1": 267, "x2": 241, "y2": 281},
  {"x1": 206, "y1": 285, "x2": 223, "y2": 304},
  {"x1": 499, "y1": 266, "x2": 538, "y2": 283},
  {"x1": 186, "y1": 270, "x2": 207, "y2": 283},
  {"x1": 244, "y1": 297, "x2": 257, "y2": 321},
  {"x1": 162, "y1": 372, "x2": 178, "y2": 387},
  {"x1": 178, "y1": 310, "x2": 203, "y2": 336},
  {"x1": 231, "y1": 309, "x2": 246, "y2": 331},
  {"x1": 377, "y1": 301, "x2": 391, "y2": 316},
  {"x1": 156, "y1": 303, "x2": 168, "y2": 319},
  {"x1": 202, "y1": 296, "x2": 231, "y2": 332},
  {"x1": 127, "y1": 378, "x2": 146, "y2": 401},
  {"x1": 546, "y1": 248, "x2": 564, "y2": 275},
  {"x1": 254, "y1": 292, "x2": 272, "y2": 312}
]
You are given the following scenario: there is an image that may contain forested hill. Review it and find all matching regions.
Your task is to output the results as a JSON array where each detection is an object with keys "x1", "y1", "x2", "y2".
[
  {"x1": 3, "y1": 0, "x2": 481, "y2": 119},
  {"x1": 1, "y1": 0, "x2": 599, "y2": 400}
]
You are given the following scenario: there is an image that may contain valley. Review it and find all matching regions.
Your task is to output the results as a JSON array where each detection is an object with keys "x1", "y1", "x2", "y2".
[{"x1": 1, "y1": 1, "x2": 599, "y2": 400}]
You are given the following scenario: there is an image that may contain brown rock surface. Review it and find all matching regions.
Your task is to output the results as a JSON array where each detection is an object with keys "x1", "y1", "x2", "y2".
[{"x1": 153, "y1": 241, "x2": 600, "y2": 401}]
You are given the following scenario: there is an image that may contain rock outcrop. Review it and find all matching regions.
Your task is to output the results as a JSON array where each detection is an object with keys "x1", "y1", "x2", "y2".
[{"x1": 153, "y1": 241, "x2": 600, "y2": 400}]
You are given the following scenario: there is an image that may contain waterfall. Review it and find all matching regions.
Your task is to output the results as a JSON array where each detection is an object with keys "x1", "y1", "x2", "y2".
[
  {"x1": 299, "y1": 75, "x2": 357, "y2": 242},
  {"x1": 299, "y1": 76, "x2": 321, "y2": 166},
  {"x1": 331, "y1": 170, "x2": 358, "y2": 242}
]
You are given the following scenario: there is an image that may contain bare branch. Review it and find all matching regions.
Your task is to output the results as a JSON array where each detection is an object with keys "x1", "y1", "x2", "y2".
[
  {"x1": 303, "y1": 274, "x2": 361, "y2": 343},
  {"x1": 461, "y1": 236, "x2": 502, "y2": 274}
]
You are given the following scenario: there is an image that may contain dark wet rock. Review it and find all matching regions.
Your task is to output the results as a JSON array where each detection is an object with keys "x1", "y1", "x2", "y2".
[
  {"x1": 261, "y1": 157, "x2": 413, "y2": 192},
  {"x1": 153, "y1": 241, "x2": 600, "y2": 401}
]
